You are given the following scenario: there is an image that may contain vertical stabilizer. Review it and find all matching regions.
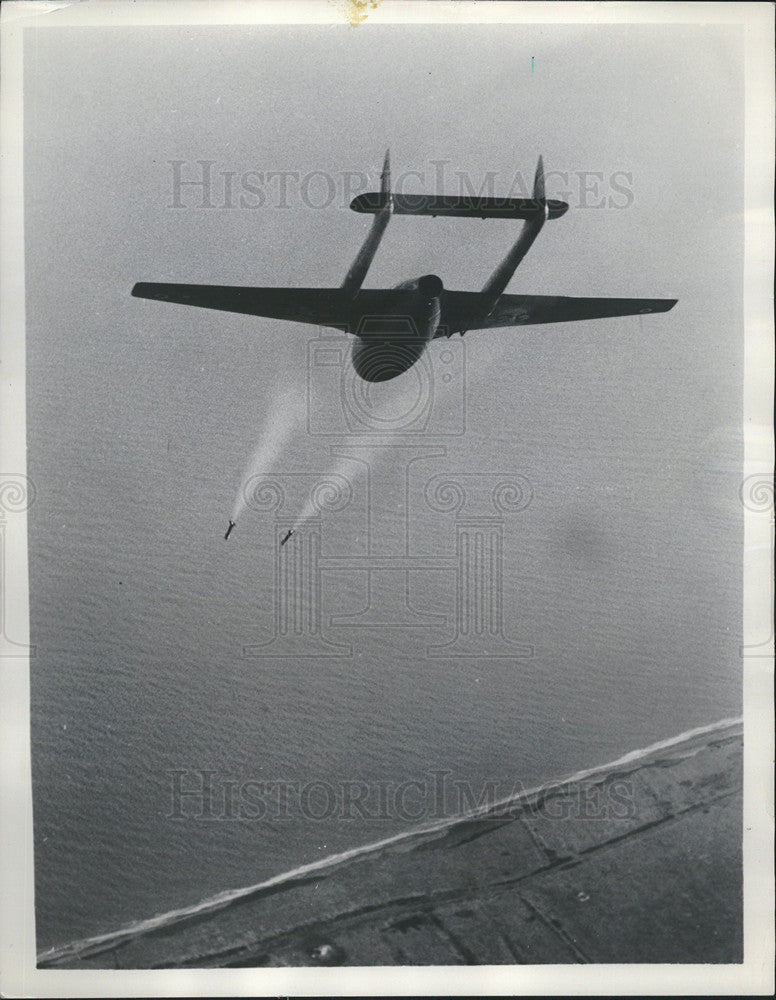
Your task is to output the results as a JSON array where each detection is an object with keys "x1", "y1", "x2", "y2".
[
  {"x1": 534, "y1": 154, "x2": 546, "y2": 206},
  {"x1": 341, "y1": 149, "x2": 393, "y2": 296}
]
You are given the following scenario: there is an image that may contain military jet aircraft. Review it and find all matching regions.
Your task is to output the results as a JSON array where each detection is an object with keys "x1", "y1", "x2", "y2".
[{"x1": 132, "y1": 152, "x2": 676, "y2": 382}]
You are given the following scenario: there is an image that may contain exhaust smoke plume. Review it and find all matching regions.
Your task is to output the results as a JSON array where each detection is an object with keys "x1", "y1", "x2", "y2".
[{"x1": 230, "y1": 365, "x2": 422, "y2": 538}]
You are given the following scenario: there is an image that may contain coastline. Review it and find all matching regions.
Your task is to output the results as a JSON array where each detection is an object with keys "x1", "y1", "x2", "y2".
[{"x1": 38, "y1": 716, "x2": 743, "y2": 968}]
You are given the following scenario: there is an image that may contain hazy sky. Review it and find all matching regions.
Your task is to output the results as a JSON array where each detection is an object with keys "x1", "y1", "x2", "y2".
[{"x1": 24, "y1": 21, "x2": 742, "y2": 292}]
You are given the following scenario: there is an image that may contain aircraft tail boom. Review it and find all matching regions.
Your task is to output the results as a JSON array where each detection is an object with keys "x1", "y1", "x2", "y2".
[
  {"x1": 341, "y1": 150, "x2": 393, "y2": 297},
  {"x1": 480, "y1": 156, "x2": 549, "y2": 311}
]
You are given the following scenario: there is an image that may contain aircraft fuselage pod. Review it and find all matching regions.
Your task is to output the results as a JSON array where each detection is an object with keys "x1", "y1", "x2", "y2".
[{"x1": 350, "y1": 274, "x2": 443, "y2": 381}]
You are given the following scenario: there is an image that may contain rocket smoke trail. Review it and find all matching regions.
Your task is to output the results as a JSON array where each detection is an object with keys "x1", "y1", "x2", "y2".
[
  {"x1": 289, "y1": 373, "x2": 420, "y2": 533},
  {"x1": 229, "y1": 363, "x2": 427, "y2": 538},
  {"x1": 290, "y1": 452, "x2": 357, "y2": 533},
  {"x1": 230, "y1": 385, "x2": 304, "y2": 526}
]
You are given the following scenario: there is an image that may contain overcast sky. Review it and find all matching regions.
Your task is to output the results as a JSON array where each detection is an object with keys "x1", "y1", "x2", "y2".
[{"x1": 24, "y1": 21, "x2": 742, "y2": 293}]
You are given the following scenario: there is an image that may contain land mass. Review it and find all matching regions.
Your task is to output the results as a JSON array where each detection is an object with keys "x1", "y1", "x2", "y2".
[{"x1": 39, "y1": 718, "x2": 742, "y2": 968}]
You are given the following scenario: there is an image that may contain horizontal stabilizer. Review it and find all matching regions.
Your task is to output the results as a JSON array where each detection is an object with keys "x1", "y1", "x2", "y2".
[{"x1": 350, "y1": 192, "x2": 568, "y2": 220}]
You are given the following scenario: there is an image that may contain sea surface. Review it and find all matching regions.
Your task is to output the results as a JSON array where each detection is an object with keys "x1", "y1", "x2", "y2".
[{"x1": 26, "y1": 304, "x2": 743, "y2": 953}]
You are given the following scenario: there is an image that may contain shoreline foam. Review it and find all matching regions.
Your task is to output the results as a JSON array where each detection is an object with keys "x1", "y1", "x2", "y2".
[{"x1": 37, "y1": 715, "x2": 742, "y2": 966}]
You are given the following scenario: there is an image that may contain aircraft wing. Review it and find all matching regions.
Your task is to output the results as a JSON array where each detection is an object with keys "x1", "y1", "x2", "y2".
[
  {"x1": 441, "y1": 292, "x2": 677, "y2": 333},
  {"x1": 132, "y1": 283, "x2": 355, "y2": 326},
  {"x1": 132, "y1": 283, "x2": 677, "y2": 334},
  {"x1": 131, "y1": 283, "x2": 411, "y2": 328}
]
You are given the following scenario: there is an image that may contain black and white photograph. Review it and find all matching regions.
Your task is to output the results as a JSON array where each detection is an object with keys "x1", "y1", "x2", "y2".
[{"x1": 1, "y1": 1, "x2": 773, "y2": 995}]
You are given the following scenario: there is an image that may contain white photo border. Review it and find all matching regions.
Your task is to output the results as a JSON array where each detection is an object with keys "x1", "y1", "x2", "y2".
[{"x1": 1, "y1": 1, "x2": 772, "y2": 996}]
